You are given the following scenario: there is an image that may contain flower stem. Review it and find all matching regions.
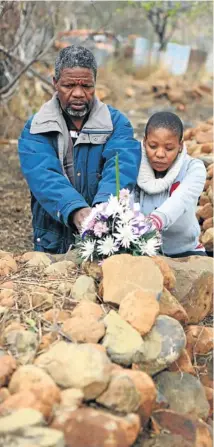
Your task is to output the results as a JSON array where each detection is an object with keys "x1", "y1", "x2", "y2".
[{"x1": 115, "y1": 152, "x2": 120, "y2": 199}]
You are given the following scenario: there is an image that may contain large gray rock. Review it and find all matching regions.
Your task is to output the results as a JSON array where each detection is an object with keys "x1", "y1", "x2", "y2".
[
  {"x1": 133, "y1": 315, "x2": 186, "y2": 375},
  {"x1": 72, "y1": 275, "x2": 97, "y2": 302},
  {"x1": 35, "y1": 341, "x2": 112, "y2": 400},
  {"x1": 102, "y1": 310, "x2": 144, "y2": 366},
  {"x1": 96, "y1": 372, "x2": 141, "y2": 413},
  {"x1": 155, "y1": 371, "x2": 210, "y2": 420},
  {"x1": 3, "y1": 330, "x2": 38, "y2": 365},
  {"x1": 164, "y1": 256, "x2": 213, "y2": 323}
]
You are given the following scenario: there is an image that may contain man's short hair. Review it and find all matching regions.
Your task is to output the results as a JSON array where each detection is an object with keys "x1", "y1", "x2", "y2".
[{"x1": 55, "y1": 45, "x2": 97, "y2": 81}]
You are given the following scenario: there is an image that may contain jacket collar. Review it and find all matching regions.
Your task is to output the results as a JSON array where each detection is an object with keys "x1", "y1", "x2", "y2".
[{"x1": 30, "y1": 93, "x2": 113, "y2": 135}]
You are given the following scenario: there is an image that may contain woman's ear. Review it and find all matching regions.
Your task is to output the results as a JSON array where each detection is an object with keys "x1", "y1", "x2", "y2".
[
  {"x1": 143, "y1": 136, "x2": 146, "y2": 147},
  {"x1": 179, "y1": 140, "x2": 184, "y2": 153}
]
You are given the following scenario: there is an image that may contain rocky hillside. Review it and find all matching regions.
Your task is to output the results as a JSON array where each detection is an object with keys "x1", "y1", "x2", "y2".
[{"x1": 0, "y1": 250, "x2": 213, "y2": 446}]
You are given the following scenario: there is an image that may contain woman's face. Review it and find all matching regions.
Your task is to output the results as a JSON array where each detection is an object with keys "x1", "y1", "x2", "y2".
[{"x1": 144, "y1": 127, "x2": 183, "y2": 172}]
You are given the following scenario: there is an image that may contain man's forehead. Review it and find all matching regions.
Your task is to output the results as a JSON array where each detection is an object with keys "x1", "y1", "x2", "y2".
[{"x1": 60, "y1": 67, "x2": 94, "y2": 81}]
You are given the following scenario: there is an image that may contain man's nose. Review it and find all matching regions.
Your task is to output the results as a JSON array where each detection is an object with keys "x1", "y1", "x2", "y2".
[
  {"x1": 71, "y1": 85, "x2": 85, "y2": 98},
  {"x1": 156, "y1": 147, "x2": 165, "y2": 158}
]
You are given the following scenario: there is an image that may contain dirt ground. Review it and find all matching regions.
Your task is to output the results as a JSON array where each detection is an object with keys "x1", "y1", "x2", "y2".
[{"x1": 0, "y1": 96, "x2": 213, "y2": 254}]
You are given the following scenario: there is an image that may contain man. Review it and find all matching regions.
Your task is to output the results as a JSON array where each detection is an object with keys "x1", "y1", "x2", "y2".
[{"x1": 18, "y1": 45, "x2": 141, "y2": 254}]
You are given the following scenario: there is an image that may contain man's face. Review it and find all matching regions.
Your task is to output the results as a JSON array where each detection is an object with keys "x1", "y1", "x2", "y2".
[{"x1": 53, "y1": 67, "x2": 95, "y2": 118}]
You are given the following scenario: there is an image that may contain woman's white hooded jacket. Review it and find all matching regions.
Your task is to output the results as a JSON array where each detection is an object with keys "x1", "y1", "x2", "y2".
[{"x1": 136, "y1": 144, "x2": 206, "y2": 255}]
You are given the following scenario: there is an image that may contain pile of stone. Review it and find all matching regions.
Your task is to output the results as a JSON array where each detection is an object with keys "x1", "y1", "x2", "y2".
[
  {"x1": 184, "y1": 116, "x2": 213, "y2": 253},
  {"x1": 184, "y1": 116, "x2": 213, "y2": 161},
  {"x1": 197, "y1": 163, "x2": 213, "y2": 252},
  {"x1": 0, "y1": 250, "x2": 213, "y2": 446}
]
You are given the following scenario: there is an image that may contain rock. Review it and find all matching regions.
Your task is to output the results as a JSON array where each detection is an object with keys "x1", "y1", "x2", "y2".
[
  {"x1": 0, "y1": 289, "x2": 15, "y2": 308},
  {"x1": 159, "y1": 287, "x2": 189, "y2": 324},
  {"x1": 9, "y1": 365, "x2": 60, "y2": 403},
  {"x1": 0, "y1": 388, "x2": 10, "y2": 404},
  {"x1": 0, "y1": 388, "x2": 59, "y2": 421},
  {"x1": 119, "y1": 290, "x2": 159, "y2": 335},
  {"x1": 0, "y1": 408, "x2": 44, "y2": 433},
  {"x1": 3, "y1": 329, "x2": 38, "y2": 365},
  {"x1": 168, "y1": 349, "x2": 196, "y2": 375},
  {"x1": 155, "y1": 371, "x2": 209, "y2": 419},
  {"x1": 152, "y1": 256, "x2": 176, "y2": 289},
  {"x1": 35, "y1": 341, "x2": 112, "y2": 400},
  {"x1": 0, "y1": 306, "x2": 7, "y2": 316},
  {"x1": 141, "y1": 433, "x2": 193, "y2": 447},
  {"x1": 203, "y1": 218, "x2": 213, "y2": 231},
  {"x1": 102, "y1": 310, "x2": 144, "y2": 366},
  {"x1": 31, "y1": 290, "x2": 54, "y2": 307},
  {"x1": 151, "y1": 410, "x2": 212, "y2": 447},
  {"x1": 50, "y1": 248, "x2": 82, "y2": 265},
  {"x1": 0, "y1": 423, "x2": 65, "y2": 447},
  {"x1": 26, "y1": 252, "x2": 51, "y2": 268},
  {"x1": 72, "y1": 275, "x2": 97, "y2": 302},
  {"x1": 0, "y1": 254, "x2": 17, "y2": 276},
  {"x1": 53, "y1": 388, "x2": 84, "y2": 427},
  {"x1": 122, "y1": 369, "x2": 157, "y2": 424},
  {"x1": 42, "y1": 309, "x2": 71, "y2": 323},
  {"x1": 198, "y1": 352, "x2": 213, "y2": 389},
  {"x1": 82, "y1": 261, "x2": 102, "y2": 280},
  {"x1": 57, "y1": 282, "x2": 73, "y2": 295},
  {"x1": 0, "y1": 281, "x2": 14, "y2": 289},
  {"x1": 62, "y1": 316, "x2": 105, "y2": 343},
  {"x1": 60, "y1": 388, "x2": 83, "y2": 409},
  {"x1": 102, "y1": 254, "x2": 163, "y2": 305},
  {"x1": 13, "y1": 427, "x2": 65, "y2": 447},
  {"x1": 164, "y1": 256, "x2": 213, "y2": 323},
  {"x1": 195, "y1": 130, "x2": 213, "y2": 144},
  {"x1": 202, "y1": 228, "x2": 214, "y2": 251},
  {"x1": 199, "y1": 193, "x2": 211, "y2": 206},
  {"x1": 204, "y1": 387, "x2": 213, "y2": 417},
  {"x1": 96, "y1": 371, "x2": 142, "y2": 414},
  {"x1": 44, "y1": 260, "x2": 75, "y2": 276},
  {"x1": 153, "y1": 390, "x2": 169, "y2": 412},
  {"x1": 185, "y1": 325, "x2": 213, "y2": 360},
  {"x1": 38, "y1": 332, "x2": 57, "y2": 351},
  {"x1": 0, "y1": 355, "x2": 16, "y2": 386},
  {"x1": 199, "y1": 203, "x2": 213, "y2": 220},
  {"x1": 53, "y1": 407, "x2": 140, "y2": 447},
  {"x1": 72, "y1": 300, "x2": 104, "y2": 320},
  {"x1": 133, "y1": 315, "x2": 186, "y2": 375},
  {"x1": 202, "y1": 143, "x2": 213, "y2": 154}
]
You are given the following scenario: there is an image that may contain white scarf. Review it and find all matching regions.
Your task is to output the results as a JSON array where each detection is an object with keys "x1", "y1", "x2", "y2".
[{"x1": 137, "y1": 143, "x2": 187, "y2": 194}]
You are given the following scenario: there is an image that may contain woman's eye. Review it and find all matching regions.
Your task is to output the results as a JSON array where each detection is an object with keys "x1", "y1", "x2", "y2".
[
  {"x1": 166, "y1": 147, "x2": 174, "y2": 151},
  {"x1": 149, "y1": 145, "x2": 157, "y2": 149}
]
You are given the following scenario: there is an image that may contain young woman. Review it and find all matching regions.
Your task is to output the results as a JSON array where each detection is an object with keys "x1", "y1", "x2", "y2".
[{"x1": 136, "y1": 111, "x2": 207, "y2": 257}]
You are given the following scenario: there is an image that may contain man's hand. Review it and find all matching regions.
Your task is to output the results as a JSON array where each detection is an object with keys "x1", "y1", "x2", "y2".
[{"x1": 72, "y1": 207, "x2": 92, "y2": 232}]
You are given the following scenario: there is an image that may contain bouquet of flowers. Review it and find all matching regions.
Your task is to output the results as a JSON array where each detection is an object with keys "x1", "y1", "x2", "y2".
[
  {"x1": 76, "y1": 154, "x2": 162, "y2": 262},
  {"x1": 76, "y1": 191, "x2": 162, "y2": 262}
]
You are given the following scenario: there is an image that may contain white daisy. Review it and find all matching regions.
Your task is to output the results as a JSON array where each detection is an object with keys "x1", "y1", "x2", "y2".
[
  {"x1": 114, "y1": 224, "x2": 137, "y2": 248},
  {"x1": 139, "y1": 237, "x2": 160, "y2": 257},
  {"x1": 80, "y1": 239, "x2": 95, "y2": 261},
  {"x1": 97, "y1": 236, "x2": 118, "y2": 256},
  {"x1": 119, "y1": 209, "x2": 135, "y2": 225},
  {"x1": 105, "y1": 195, "x2": 122, "y2": 217}
]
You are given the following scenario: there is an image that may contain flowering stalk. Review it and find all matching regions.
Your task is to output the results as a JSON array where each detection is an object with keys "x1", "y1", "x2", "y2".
[{"x1": 115, "y1": 152, "x2": 120, "y2": 200}]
